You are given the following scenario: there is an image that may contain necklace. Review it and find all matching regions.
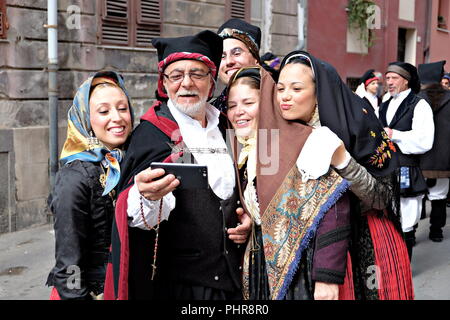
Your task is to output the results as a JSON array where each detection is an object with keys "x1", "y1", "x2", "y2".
[{"x1": 139, "y1": 195, "x2": 163, "y2": 280}]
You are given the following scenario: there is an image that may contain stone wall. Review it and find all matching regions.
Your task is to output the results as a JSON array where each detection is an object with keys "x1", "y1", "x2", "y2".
[
  {"x1": 0, "y1": 129, "x2": 15, "y2": 233},
  {"x1": 0, "y1": 0, "x2": 299, "y2": 233},
  {"x1": 271, "y1": 0, "x2": 299, "y2": 57}
]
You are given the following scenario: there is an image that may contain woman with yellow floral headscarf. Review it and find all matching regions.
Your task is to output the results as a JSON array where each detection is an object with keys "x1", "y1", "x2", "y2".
[{"x1": 46, "y1": 71, "x2": 133, "y2": 300}]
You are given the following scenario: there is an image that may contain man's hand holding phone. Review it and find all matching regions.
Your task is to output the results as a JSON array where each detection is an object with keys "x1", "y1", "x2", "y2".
[
  {"x1": 135, "y1": 168, "x2": 180, "y2": 201},
  {"x1": 227, "y1": 207, "x2": 252, "y2": 244}
]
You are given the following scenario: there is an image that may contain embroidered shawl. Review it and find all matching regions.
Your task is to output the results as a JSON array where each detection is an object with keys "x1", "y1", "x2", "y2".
[{"x1": 238, "y1": 68, "x2": 349, "y2": 299}]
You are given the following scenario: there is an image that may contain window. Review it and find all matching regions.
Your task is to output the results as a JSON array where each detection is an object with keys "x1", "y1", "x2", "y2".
[
  {"x1": 346, "y1": 77, "x2": 360, "y2": 92},
  {"x1": 346, "y1": 26, "x2": 369, "y2": 54},
  {"x1": 0, "y1": 0, "x2": 6, "y2": 39},
  {"x1": 397, "y1": 27, "x2": 417, "y2": 65},
  {"x1": 226, "y1": 0, "x2": 251, "y2": 21},
  {"x1": 398, "y1": 0, "x2": 415, "y2": 22},
  {"x1": 99, "y1": 0, "x2": 162, "y2": 47},
  {"x1": 397, "y1": 28, "x2": 407, "y2": 61},
  {"x1": 438, "y1": 0, "x2": 449, "y2": 29}
]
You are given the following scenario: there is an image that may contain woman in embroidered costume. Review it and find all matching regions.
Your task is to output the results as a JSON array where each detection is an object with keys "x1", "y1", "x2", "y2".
[
  {"x1": 46, "y1": 71, "x2": 133, "y2": 300},
  {"x1": 227, "y1": 66, "x2": 353, "y2": 300},
  {"x1": 277, "y1": 51, "x2": 414, "y2": 300}
]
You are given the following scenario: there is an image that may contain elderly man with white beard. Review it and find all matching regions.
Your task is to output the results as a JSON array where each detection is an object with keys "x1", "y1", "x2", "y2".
[
  {"x1": 378, "y1": 62, "x2": 435, "y2": 261},
  {"x1": 104, "y1": 30, "x2": 251, "y2": 300}
]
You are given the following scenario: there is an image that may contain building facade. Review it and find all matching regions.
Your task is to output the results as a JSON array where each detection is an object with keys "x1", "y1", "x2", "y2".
[
  {"x1": 429, "y1": 0, "x2": 450, "y2": 65},
  {"x1": 1, "y1": 0, "x2": 448, "y2": 234},
  {"x1": 0, "y1": 0, "x2": 300, "y2": 233},
  {"x1": 306, "y1": 0, "x2": 450, "y2": 88}
]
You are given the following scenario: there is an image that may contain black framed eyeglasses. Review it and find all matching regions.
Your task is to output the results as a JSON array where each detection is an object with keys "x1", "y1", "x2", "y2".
[{"x1": 163, "y1": 71, "x2": 211, "y2": 83}]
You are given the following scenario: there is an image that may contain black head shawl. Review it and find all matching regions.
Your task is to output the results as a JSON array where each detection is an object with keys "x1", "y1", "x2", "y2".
[
  {"x1": 359, "y1": 69, "x2": 380, "y2": 87},
  {"x1": 418, "y1": 60, "x2": 446, "y2": 85},
  {"x1": 261, "y1": 52, "x2": 277, "y2": 62},
  {"x1": 279, "y1": 50, "x2": 399, "y2": 178},
  {"x1": 226, "y1": 65, "x2": 261, "y2": 96},
  {"x1": 386, "y1": 61, "x2": 421, "y2": 94}
]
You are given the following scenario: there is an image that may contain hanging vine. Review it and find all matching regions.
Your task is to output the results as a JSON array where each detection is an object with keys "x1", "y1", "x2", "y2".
[{"x1": 347, "y1": 0, "x2": 377, "y2": 49}]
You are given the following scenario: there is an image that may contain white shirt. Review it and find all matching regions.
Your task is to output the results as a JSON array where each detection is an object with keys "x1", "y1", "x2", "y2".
[
  {"x1": 365, "y1": 92, "x2": 380, "y2": 117},
  {"x1": 127, "y1": 101, "x2": 236, "y2": 229},
  {"x1": 355, "y1": 83, "x2": 380, "y2": 117},
  {"x1": 296, "y1": 126, "x2": 351, "y2": 181},
  {"x1": 386, "y1": 89, "x2": 435, "y2": 154}
]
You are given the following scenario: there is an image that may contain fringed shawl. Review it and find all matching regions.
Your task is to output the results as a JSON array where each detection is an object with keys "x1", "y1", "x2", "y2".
[{"x1": 261, "y1": 165, "x2": 348, "y2": 299}]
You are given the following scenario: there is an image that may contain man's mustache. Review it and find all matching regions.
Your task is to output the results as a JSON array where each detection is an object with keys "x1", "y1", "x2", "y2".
[{"x1": 176, "y1": 91, "x2": 200, "y2": 98}]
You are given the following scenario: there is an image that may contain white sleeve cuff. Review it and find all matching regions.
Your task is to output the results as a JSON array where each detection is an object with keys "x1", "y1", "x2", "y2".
[
  {"x1": 296, "y1": 126, "x2": 342, "y2": 181},
  {"x1": 127, "y1": 183, "x2": 176, "y2": 230},
  {"x1": 390, "y1": 129, "x2": 399, "y2": 143},
  {"x1": 334, "y1": 151, "x2": 352, "y2": 170}
]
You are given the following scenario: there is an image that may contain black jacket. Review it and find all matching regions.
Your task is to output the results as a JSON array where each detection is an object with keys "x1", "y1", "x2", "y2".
[
  {"x1": 419, "y1": 87, "x2": 450, "y2": 176},
  {"x1": 46, "y1": 160, "x2": 114, "y2": 299},
  {"x1": 112, "y1": 102, "x2": 243, "y2": 300},
  {"x1": 379, "y1": 91, "x2": 428, "y2": 196}
]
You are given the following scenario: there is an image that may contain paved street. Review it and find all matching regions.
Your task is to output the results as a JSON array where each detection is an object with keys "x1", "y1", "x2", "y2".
[
  {"x1": 0, "y1": 223, "x2": 53, "y2": 299},
  {"x1": 0, "y1": 204, "x2": 449, "y2": 300}
]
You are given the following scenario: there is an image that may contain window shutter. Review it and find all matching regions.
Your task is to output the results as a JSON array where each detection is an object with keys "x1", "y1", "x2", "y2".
[
  {"x1": 101, "y1": 0, "x2": 129, "y2": 45},
  {"x1": 0, "y1": 11, "x2": 3, "y2": 37},
  {"x1": 136, "y1": 0, "x2": 162, "y2": 46},
  {"x1": 226, "y1": 0, "x2": 250, "y2": 21},
  {"x1": 102, "y1": 23, "x2": 129, "y2": 44},
  {"x1": 0, "y1": 0, "x2": 5, "y2": 39},
  {"x1": 104, "y1": 0, "x2": 128, "y2": 21}
]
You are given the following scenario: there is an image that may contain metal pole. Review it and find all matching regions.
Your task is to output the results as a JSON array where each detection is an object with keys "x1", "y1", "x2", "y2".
[
  {"x1": 46, "y1": 0, "x2": 58, "y2": 189},
  {"x1": 423, "y1": 0, "x2": 432, "y2": 63},
  {"x1": 297, "y1": 0, "x2": 307, "y2": 51}
]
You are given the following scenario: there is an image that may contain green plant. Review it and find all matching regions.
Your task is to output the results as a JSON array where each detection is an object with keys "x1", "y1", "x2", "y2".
[
  {"x1": 347, "y1": 0, "x2": 376, "y2": 49},
  {"x1": 438, "y1": 15, "x2": 447, "y2": 28}
]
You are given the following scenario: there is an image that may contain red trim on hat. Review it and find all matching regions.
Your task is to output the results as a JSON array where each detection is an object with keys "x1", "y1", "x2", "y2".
[
  {"x1": 365, "y1": 76, "x2": 379, "y2": 87},
  {"x1": 157, "y1": 52, "x2": 217, "y2": 99}
]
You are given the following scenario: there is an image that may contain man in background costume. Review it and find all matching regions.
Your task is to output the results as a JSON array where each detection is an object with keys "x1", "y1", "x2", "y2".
[
  {"x1": 213, "y1": 18, "x2": 262, "y2": 112},
  {"x1": 418, "y1": 61, "x2": 450, "y2": 242},
  {"x1": 379, "y1": 62, "x2": 434, "y2": 260}
]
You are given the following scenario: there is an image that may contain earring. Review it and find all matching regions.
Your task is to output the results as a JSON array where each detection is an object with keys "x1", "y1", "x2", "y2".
[
  {"x1": 308, "y1": 104, "x2": 320, "y2": 127},
  {"x1": 88, "y1": 131, "x2": 99, "y2": 150}
]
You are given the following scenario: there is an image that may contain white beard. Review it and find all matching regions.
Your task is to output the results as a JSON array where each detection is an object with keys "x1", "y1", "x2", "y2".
[{"x1": 171, "y1": 91, "x2": 208, "y2": 118}]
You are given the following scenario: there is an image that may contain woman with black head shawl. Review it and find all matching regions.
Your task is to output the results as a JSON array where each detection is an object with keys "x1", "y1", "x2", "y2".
[
  {"x1": 355, "y1": 69, "x2": 382, "y2": 116},
  {"x1": 276, "y1": 51, "x2": 413, "y2": 300},
  {"x1": 227, "y1": 66, "x2": 353, "y2": 300}
]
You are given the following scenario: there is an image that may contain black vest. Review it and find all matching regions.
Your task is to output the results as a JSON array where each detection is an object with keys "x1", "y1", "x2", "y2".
[
  {"x1": 127, "y1": 187, "x2": 242, "y2": 299},
  {"x1": 126, "y1": 103, "x2": 243, "y2": 299},
  {"x1": 419, "y1": 90, "x2": 450, "y2": 173},
  {"x1": 160, "y1": 186, "x2": 242, "y2": 290},
  {"x1": 379, "y1": 91, "x2": 428, "y2": 196},
  {"x1": 379, "y1": 91, "x2": 422, "y2": 167}
]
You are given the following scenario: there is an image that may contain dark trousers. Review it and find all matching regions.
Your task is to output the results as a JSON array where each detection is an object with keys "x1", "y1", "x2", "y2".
[
  {"x1": 430, "y1": 199, "x2": 447, "y2": 236},
  {"x1": 404, "y1": 230, "x2": 415, "y2": 261}
]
